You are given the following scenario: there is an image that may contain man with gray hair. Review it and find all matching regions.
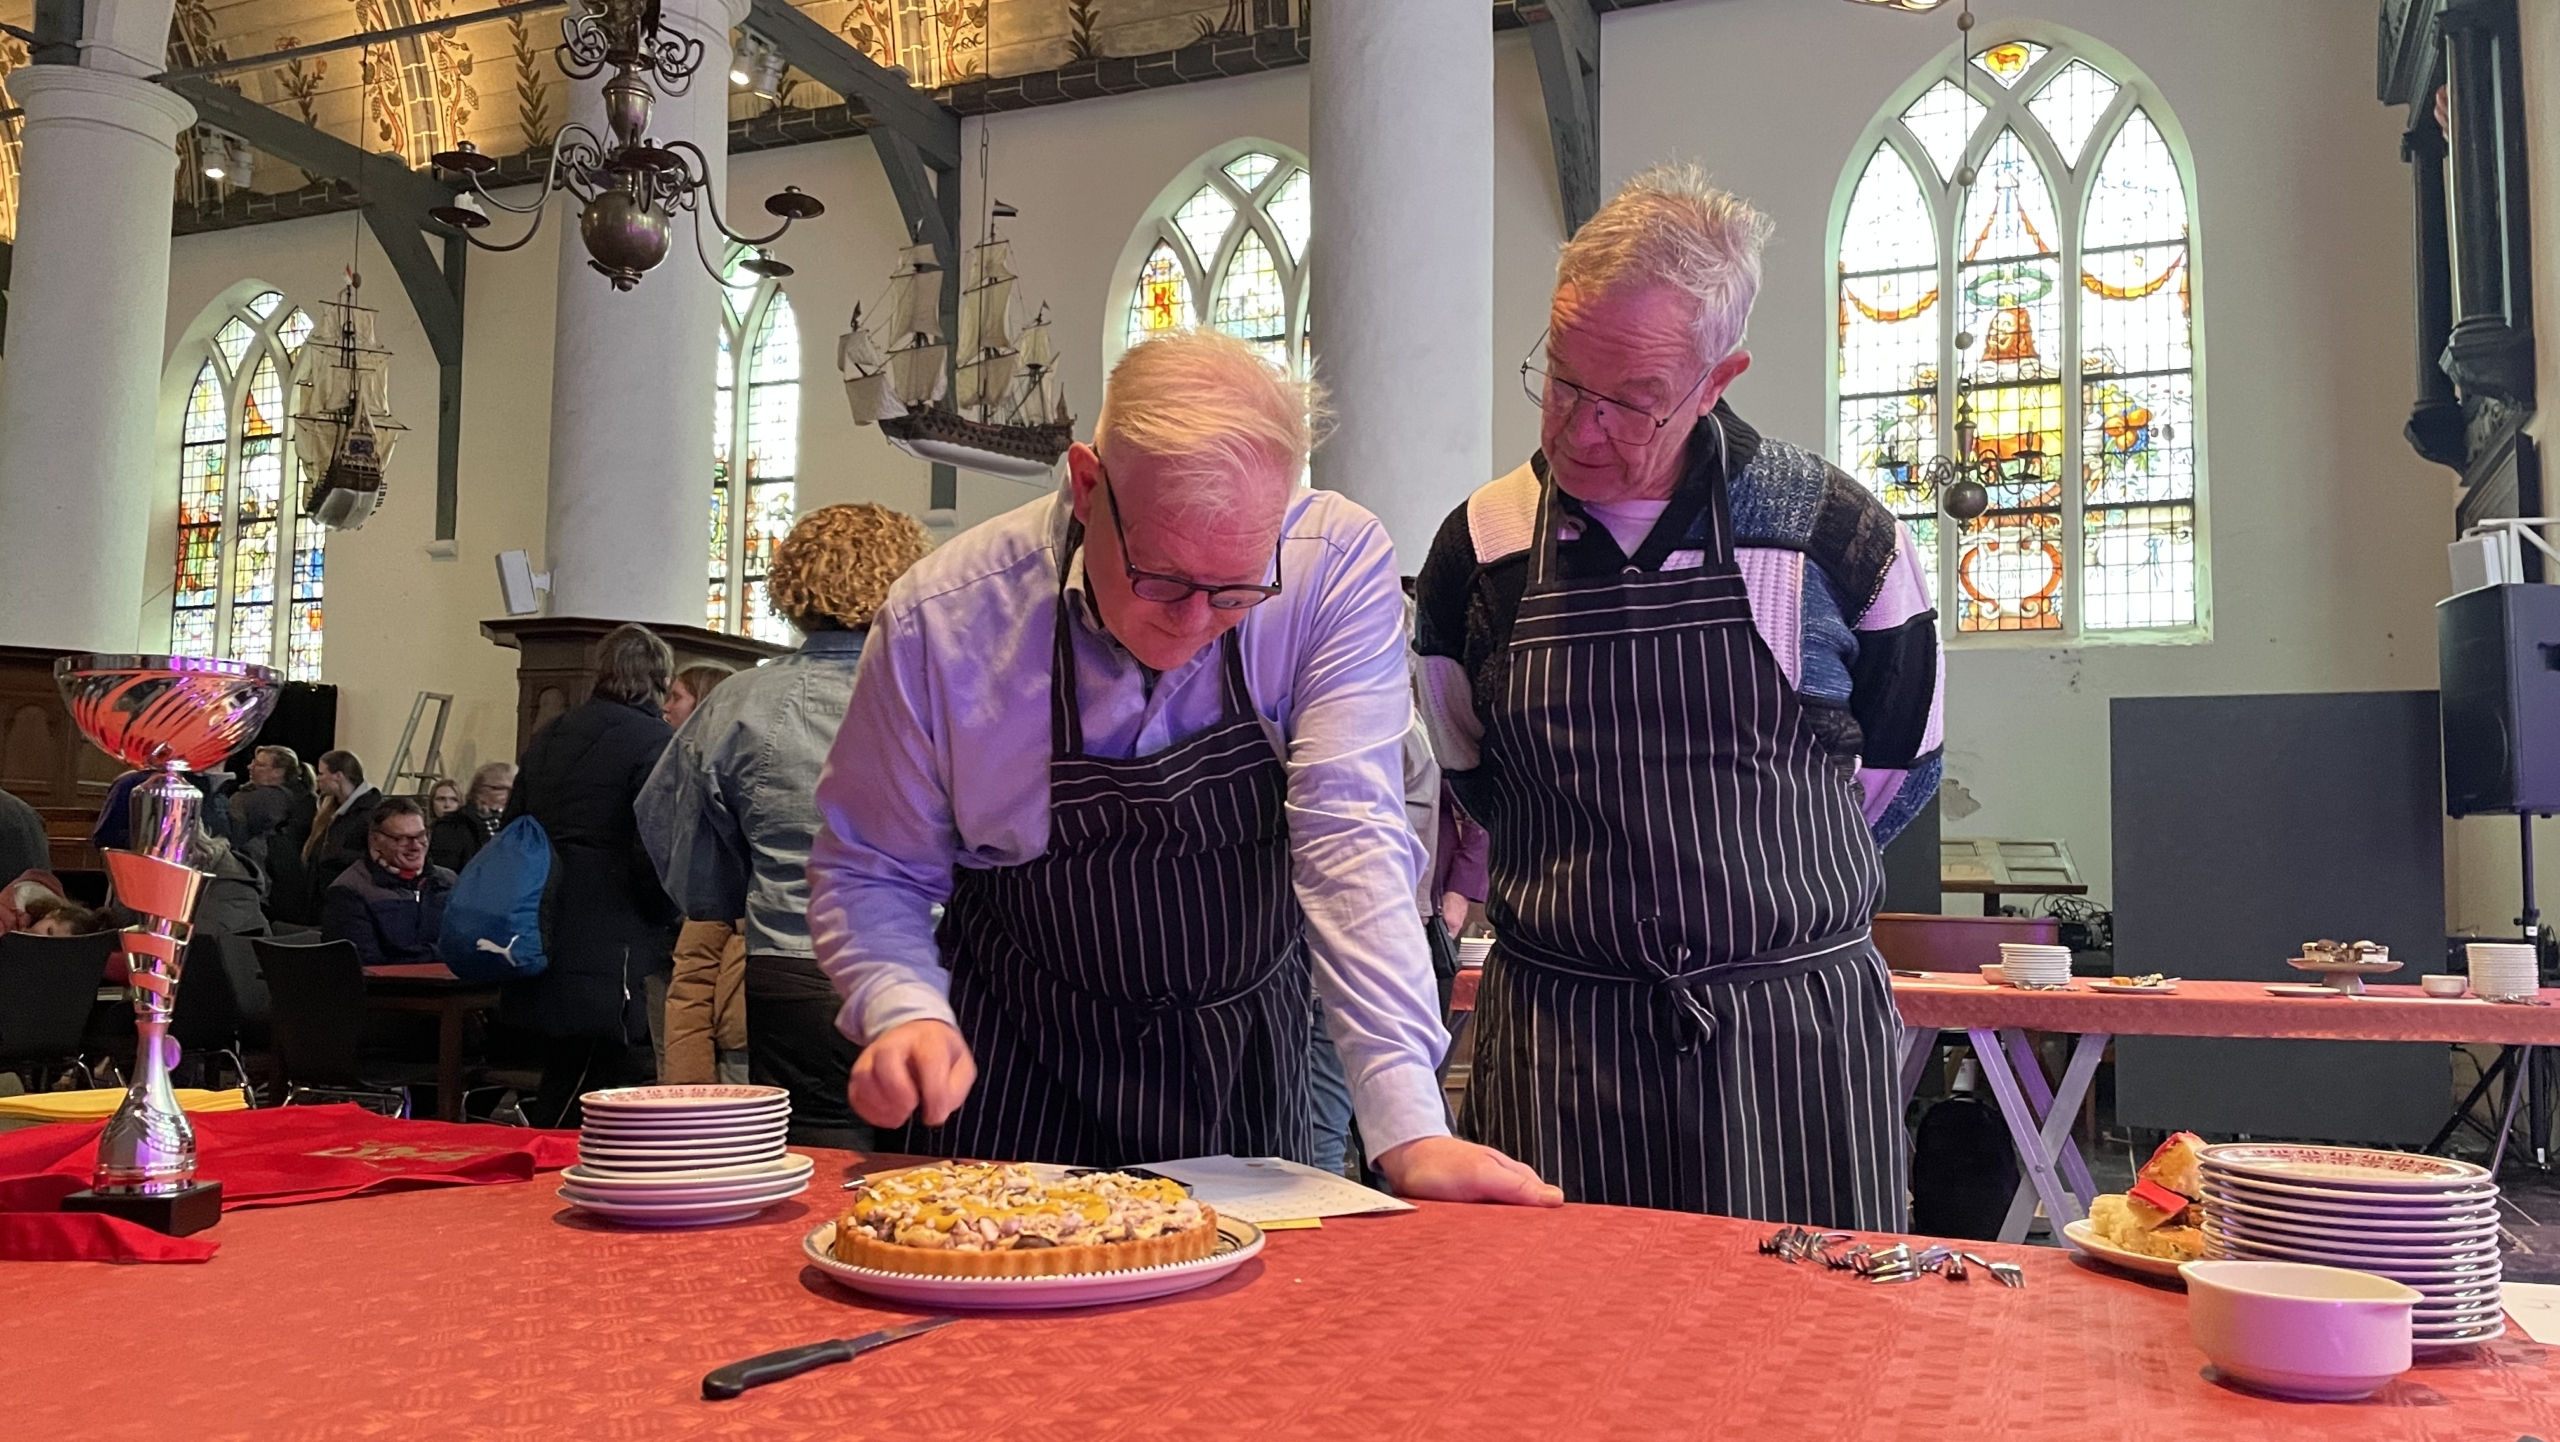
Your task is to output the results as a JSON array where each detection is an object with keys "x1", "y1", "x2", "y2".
[
  {"x1": 1415, "y1": 164, "x2": 1944, "y2": 1227},
  {"x1": 810, "y1": 328, "x2": 1558, "y2": 1205}
]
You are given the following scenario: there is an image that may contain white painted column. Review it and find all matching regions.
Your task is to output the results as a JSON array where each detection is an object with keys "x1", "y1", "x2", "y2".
[
  {"x1": 1308, "y1": 0, "x2": 1494, "y2": 570},
  {"x1": 0, "y1": 67, "x2": 196, "y2": 652},
  {"x1": 541, "y1": 0, "x2": 747, "y2": 625}
]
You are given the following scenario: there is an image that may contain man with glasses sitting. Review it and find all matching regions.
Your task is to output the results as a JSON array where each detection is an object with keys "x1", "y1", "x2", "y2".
[
  {"x1": 1412, "y1": 165, "x2": 1944, "y2": 1228},
  {"x1": 808, "y1": 328, "x2": 1558, "y2": 1205},
  {"x1": 320, "y1": 798, "x2": 455, "y2": 969}
]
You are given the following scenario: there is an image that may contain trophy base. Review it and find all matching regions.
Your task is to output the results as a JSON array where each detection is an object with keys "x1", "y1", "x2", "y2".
[{"x1": 61, "y1": 1181, "x2": 224, "y2": 1236}]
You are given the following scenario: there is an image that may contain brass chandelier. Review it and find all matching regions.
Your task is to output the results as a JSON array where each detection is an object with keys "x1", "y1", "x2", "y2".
[{"x1": 427, "y1": 0, "x2": 822, "y2": 290}]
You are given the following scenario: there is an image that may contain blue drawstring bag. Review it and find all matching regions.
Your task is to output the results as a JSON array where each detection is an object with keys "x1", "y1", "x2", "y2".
[{"x1": 437, "y1": 816, "x2": 553, "y2": 982}]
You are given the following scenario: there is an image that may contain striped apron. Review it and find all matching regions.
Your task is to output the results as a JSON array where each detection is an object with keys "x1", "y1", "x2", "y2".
[
  {"x1": 1457, "y1": 453, "x2": 1908, "y2": 1229},
  {"x1": 899, "y1": 554, "x2": 1312, "y2": 1168}
]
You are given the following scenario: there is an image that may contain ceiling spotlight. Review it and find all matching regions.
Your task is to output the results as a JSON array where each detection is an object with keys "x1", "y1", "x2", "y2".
[
  {"x1": 199, "y1": 130, "x2": 254, "y2": 185},
  {"x1": 1840, "y1": 0, "x2": 1949, "y2": 9},
  {"x1": 731, "y1": 30, "x2": 784, "y2": 98}
]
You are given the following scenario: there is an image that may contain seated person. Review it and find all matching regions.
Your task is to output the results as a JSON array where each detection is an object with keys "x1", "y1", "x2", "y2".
[{"x1": 320, "y1": 798, "x2": 455, "y2": 969}]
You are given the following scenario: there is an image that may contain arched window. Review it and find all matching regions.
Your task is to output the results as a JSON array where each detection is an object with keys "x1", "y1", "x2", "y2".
[
  {"x1": 1831, "y1": 33, "x2": 2202, "y2": 638},
  {"x1": 710, "y1": 255, "x2": 799, "y2": 644},
  {"x1": 172, "y1": 289, "x2": 325, "y2": 678},
  {"x1": 1112, "y1": 143, "x2": 1312, "y2": 377}
]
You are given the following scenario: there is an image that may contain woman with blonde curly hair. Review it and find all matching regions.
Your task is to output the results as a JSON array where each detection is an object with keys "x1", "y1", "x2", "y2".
[{"x1": 637, "y1": 503, "x2": 931, "y2": 1136}]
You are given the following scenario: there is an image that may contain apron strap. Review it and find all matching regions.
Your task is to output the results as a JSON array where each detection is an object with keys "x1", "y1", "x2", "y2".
[
  {"x1": 1050, "y1": 521, "x2": 1258, "y2": 762},
  {"x1": 1498, "y1": 926, "x2": 1872, "y2": 1052}
]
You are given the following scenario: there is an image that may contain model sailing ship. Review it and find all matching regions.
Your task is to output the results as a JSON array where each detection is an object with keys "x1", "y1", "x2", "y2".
[
  {"x1": 840, "y1": 219, "x2": 1073, "y2": 483},
  {"x1": 291, "y1": 270, "x2": 405, "y2": 530}
]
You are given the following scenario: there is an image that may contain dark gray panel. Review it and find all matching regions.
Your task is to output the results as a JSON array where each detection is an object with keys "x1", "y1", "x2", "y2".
[
  {"x1": 2111, "y1": 691, "x2": 2449, "y2": 1143},
  {"x1": 1878, "y1": 789, "x2": 1941, "y2": 917}
]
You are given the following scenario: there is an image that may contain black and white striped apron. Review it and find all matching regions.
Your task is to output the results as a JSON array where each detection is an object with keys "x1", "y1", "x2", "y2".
[
  {"x1": 1457, "y1": 443, "x2": 1908, "y2": 1229},
  {"x1": 899, "y1": 545, "x2": 1311, "y2": 1168}
]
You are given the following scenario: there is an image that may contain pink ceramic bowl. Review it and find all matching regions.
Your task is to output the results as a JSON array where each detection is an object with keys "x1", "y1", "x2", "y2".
[{"x1": 2180, "y1": 1260, "x2": 2420, "y2": 1401}]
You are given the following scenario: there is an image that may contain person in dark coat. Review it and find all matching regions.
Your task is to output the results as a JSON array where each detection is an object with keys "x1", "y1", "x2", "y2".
[
  {"x1": 504, "y1": 623, "x2": 683, "y2": 1127},
  {"x1": 0, "y1": 786, "x2": 46, "y2": 881},
  {"x1": 232, "y1": 746, "x2": 319, "y2": 920},
  {"x1": 428, "y1": 761, "x2": 514, "y2": 873},
  {"x1": 305, "y1": 750, "x2": 381, "y2": 917},
  {"x1": 320, "y1": 798, "x2": 455, "y2": 968}
]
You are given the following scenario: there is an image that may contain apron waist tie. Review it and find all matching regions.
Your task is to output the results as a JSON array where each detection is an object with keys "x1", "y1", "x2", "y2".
[{"x1": 1497, "y1": 927, "x2": 1872, "y2": 1051}]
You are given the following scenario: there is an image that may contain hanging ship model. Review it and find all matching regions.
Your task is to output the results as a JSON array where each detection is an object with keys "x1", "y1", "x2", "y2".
[
  {"x1": 841, "y1": 214, "x2": 1073, "y2": 484},
  {"x1": 291, "y1": 269, "x2": 405, "y2": 530}
]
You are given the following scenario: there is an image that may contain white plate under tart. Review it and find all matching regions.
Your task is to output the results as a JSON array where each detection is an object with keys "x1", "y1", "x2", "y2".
[
  {"x1": 801, "y1": 1216, "x2": 1266, "y2": 1311},
  {"x1": 2060, "y1": 1219, "x2": 2188, "y2": 1280}
]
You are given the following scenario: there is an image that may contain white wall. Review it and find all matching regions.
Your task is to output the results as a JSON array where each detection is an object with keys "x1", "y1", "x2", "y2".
[{"x1": 148, "y1": 0, "x2": 2469, "y2": 924}]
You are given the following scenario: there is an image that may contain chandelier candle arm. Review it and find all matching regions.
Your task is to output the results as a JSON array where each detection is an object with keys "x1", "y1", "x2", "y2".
[{"x1": 430, "y1": 0, "x2": 819, "y2": 291}]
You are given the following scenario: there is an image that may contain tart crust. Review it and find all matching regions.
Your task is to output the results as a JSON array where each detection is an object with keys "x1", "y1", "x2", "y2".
[{"x1": 831, "y1": 1209, "x2": 1220, "y2": 1278}]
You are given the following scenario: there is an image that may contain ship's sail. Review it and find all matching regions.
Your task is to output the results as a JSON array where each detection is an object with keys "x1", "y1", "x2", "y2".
[
  {"x1": 845, "y1": 371, "x2": 905, "y2": 422},
  {"x1": 889, "y1": 342, "x2": 950, "y2": 406}
]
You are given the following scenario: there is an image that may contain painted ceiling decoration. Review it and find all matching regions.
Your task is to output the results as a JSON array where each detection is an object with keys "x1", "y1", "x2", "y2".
[{"x1": 0, "y1": 0, "x2": 1672, "y2": 239}]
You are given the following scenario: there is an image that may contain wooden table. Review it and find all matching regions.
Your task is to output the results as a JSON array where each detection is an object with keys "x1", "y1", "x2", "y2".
[
  {"x1": 1892, "y1": 973, "x2": 2560, "y2": 1242},
  {"x1": 11, "y1": 1144, "x2": 2559, "y2": 1439},
  {"x1": 361, "y1": 963, "x2": 499, "y2": 1122}
]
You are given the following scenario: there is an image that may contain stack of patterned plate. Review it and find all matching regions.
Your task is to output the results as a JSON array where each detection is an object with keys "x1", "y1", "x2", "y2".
[
  {"x1": 558, "y1": 1084, "x2": 809, "y2": 1227},
  {"x1": 2198, "y1": 1142, "x2": 2504, "y2": 1348}
]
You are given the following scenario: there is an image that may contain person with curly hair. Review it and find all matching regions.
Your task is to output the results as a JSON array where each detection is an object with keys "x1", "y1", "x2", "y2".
[{"x1": 639, "y1": 502, "x2": 933, "y2": 1140}]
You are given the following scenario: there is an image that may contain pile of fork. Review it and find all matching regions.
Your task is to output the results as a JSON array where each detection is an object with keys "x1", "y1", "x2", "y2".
[{"x1": 1757, "y1": 1227, "x2": 2024, "y2": 1288}]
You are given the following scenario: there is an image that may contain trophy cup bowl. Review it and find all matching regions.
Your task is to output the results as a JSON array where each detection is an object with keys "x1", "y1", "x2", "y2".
[{"x1": 54, "y1": 653, "x2": 281, "y2": 1235}]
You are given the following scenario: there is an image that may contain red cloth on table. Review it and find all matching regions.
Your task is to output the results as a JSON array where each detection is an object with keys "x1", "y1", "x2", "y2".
[
  {"x1": 0, "y1": 1104, "x2": 575, "y2": 1262},
  {"x1": 0, "y1": 1212, "x2": 219, "y2": 1262}
]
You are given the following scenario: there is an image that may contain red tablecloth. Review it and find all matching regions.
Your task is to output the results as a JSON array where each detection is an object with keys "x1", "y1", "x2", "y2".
[
  {"x1": 1893, "y1": 973, "x2": 2560, "y2": 1044},
  {"x1": 9, "y1": 1147, "x2": 2556, "y2": 1440}
]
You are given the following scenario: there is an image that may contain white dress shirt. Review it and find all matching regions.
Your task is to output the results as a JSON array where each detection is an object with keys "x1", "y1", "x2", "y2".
[{"x1": 807, "y1": 485, "x2": 1452, "y2": 1157}]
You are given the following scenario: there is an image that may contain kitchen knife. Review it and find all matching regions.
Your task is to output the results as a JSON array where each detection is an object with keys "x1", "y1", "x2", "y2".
[{"x1": 701, "y1": 1316, "x2": 959, "y2": 1400}]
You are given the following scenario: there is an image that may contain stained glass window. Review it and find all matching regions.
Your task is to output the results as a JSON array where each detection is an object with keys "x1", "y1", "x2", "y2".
[
  {"x1": 170, "y1": 290, "x2": 328, "y2": 675},
  {"x1": 2027, "y1": 60, "x2": 2120, "y2": 168},
  {"x1": 1126, "y1": 243, "x2": 1192, "y2": 349},
  {"x1": 1115, "y1": 147, "x2": 1312, "y2": 381},
  {"x1": 1831, "y1": 37, "x2": 2201, "y2": 640},
  {"x1": 710, "y1": 257, "x2": 800, "y2": 640},
  {"x1": 1899, "y1": 81, "x2": 1986, "y2": 185},
  {"x1": 1973, "y1": 41, "x2": 2046, "y2": 87},
  {"x1": 1266, "y1": 169, "x2": 1310, "y2": 263}
]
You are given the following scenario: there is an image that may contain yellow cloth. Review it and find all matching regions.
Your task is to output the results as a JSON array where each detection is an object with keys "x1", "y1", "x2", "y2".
[{"x1": 0, "y1": 1087, "x2": 252, "y2": 1123}]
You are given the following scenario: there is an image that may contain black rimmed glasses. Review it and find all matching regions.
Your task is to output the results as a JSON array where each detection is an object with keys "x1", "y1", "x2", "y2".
[
  {"x1": 1519, "y1": 327, "x2": 1717, "y2": 447},
  {"x1": 1100, "y1": 470, "x2": 1285, "y2": 611}
]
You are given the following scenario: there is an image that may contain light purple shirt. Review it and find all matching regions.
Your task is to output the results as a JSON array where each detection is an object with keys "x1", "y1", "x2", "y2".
[{"x1": 807, "y1": 486, "x2": 1452, "y2": 1157}]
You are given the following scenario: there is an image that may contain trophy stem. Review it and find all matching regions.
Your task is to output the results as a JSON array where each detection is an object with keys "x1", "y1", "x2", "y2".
[{"x1": 93, "y1": 763, "x2": 207, "y2": 1194}]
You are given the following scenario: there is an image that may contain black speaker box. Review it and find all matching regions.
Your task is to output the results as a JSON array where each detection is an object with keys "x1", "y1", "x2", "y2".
[{"x1": 2439, "y1": 584, "x2": 2560, "y2": 816}]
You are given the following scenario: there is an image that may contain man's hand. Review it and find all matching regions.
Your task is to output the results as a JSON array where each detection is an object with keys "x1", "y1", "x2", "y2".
[
  {"x1": 1372, "y1": 1135, "x2": 1564, "y2": 1207},
  {"x1": 1438, "y1": 892, "x2": 1471, "y2": 932},
  {"x1": 849, "y1": 1019, "x2": 978, "y2": 1129}
]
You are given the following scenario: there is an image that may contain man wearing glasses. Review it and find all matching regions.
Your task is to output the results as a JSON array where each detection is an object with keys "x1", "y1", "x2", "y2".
[
  {"x1": 809, "y1": 328, "x2": 1559, "y2": 1205},
  {"x1": 1413, "y1": 166, "x2": 1944, "y2": 1228},
  {"x1": 320, "y1": 797, "x2": 455, "y2": 969}
]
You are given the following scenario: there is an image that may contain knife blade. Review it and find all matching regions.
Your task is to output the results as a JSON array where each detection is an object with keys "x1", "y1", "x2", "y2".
[{"x1": 701, "y1": 1316, "x2": 959, "y2": 1400}]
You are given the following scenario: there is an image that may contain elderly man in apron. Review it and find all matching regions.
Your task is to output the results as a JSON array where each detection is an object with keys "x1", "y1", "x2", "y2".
[
  {"x1": 809, "y1": 328, "x2": 1559, "y2": 1207},
  {"x1": 1413, "y1": 165, "x2": 1945, "y2": 1229}
]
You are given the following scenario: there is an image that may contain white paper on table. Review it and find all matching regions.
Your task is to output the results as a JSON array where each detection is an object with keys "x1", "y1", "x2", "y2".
[
  {"x1": 1146, "y1": 1155, "x2": 1415, "y2": 1223},
  {"x1": 2500, "y1": 1282, "x2": 2560, "y2": 1344}
]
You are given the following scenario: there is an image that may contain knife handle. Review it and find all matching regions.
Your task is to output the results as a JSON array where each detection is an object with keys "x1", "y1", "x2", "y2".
[{"x1": 702, "y1": 1339, "x2": 857, "y2": 1400}]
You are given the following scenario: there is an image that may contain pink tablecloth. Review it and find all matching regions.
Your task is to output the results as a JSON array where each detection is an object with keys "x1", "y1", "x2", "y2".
[
  {"x1": 8, "y1": 1147, "x2": 2556, "y2": 1440},
  {"x1": 1893, "y1": 973, "x2": 2560, "y2": 1044}
]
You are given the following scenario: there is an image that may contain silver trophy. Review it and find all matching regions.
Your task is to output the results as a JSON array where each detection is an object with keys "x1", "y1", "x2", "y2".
[{"x1": 54, "y1": 653, "x2": 280, "y2": 1235}]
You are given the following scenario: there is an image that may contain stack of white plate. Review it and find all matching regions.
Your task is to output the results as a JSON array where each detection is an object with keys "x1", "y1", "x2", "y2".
[
  {"x1": 2198, "y1": 1142, "x2": 2504, "y2": 1349},
  {"x1": 2468, "y1": 942, "x2": 2540, "y2": 1002},
  {"x1": 1457, "y1": 936, "x2": 1494, "y2": 969},
  {"x1": 558, "y1": 1084, "x2": 808, "y2": 1227},
  {"x1": 1997, "y1": 942, "x2": 2072, "y2": 989}
]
